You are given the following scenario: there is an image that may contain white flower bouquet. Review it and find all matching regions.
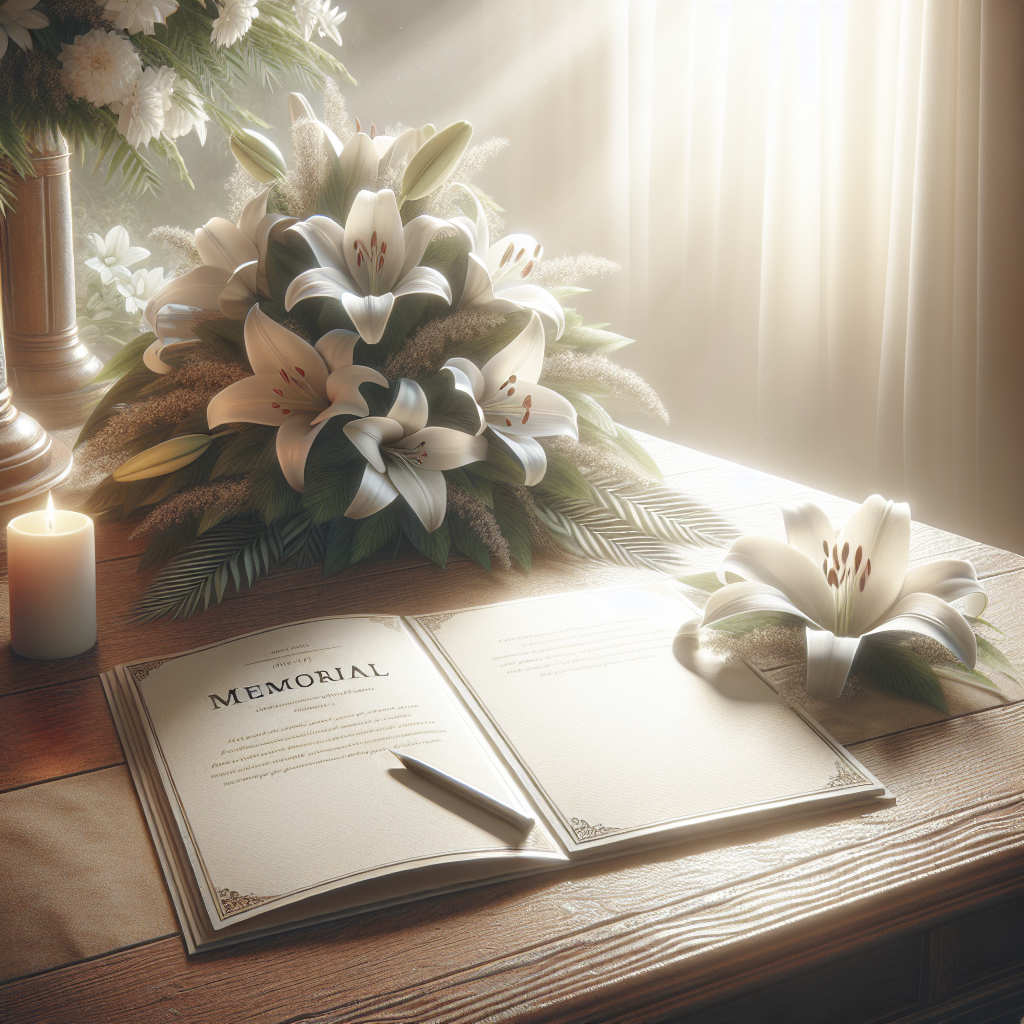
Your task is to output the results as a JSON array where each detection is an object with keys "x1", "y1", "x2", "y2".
[{"x1": 74, "y1": 90, "x2": 738, "y2": 619}]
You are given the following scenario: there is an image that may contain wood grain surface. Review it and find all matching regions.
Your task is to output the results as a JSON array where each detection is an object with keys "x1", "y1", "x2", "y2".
[{"x1": 2, "y1": 437, "x2": 1023, "y2": 1024}]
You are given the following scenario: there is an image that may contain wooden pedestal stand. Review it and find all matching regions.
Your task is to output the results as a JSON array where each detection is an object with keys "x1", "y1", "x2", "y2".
[{"x1": 1, "y1": 131, "x2": 104, "y2": 431}]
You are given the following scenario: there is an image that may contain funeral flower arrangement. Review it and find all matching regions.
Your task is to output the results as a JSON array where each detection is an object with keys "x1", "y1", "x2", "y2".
[
  {"x1": 76, "y1": 90, "x2": 736, "y2": 620},
  {"x1": 0, "y1": 0, "x2": 345, "y2": 202}
]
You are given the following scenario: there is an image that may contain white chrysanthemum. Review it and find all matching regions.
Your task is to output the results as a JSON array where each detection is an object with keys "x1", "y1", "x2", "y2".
[
  {"x1": 103, "y1": 0, "x2": 178, "y2": 35},
  {"x1": 292, "y1": 0, "x2": 343, "y2": 45},
  {"x1": 117, "y1": 266, "x2": 167, "y2": 315},
  {"x1": 117, "y1": 66, "x2": 174, "y2": 149},
  {"x1": 59, "y1": 29, "x2": 142, "y2": 107},
  {"x1": 210, "y1": 0, "x2": 258, "y2": 48},
  {"x1": 163, "y1": 82, "x2": 209, "y2": 145},
  {"x1": 0, "y1": 0, "x2": 48, "y2": 60}
]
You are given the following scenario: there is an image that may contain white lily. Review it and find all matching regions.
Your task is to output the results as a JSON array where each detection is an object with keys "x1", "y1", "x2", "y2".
[
  {"x1": 451, "y1": 191, "x2": 565, "y2": 340},
  {"x1": 682, "y1": 495, "x2": 989, "y2": 700},
  {"x1": 85, "y1": 225, "x2": 150, "y2": 286},
  {"x1": 442, "y1": 311, "x2": 577, "y2": 485},
  {"x1": 117, "y1": 266, "x2": 166, "y2": 315},
  {"x1": 343, "y1": 379, "x2": 488, "y2": 532},
  {"x1": 284, "y1": 188, "x2": 451, "y2": 345},
  {"x1": 145, "y1": 189, "x2": 296, "y2": 323},
  {"x1": 207, "y1": 306, "x2": 387, "y2": 492}
]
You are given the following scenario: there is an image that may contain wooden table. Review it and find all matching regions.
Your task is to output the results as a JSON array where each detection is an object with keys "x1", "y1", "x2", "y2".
[{"x1": 3, "y1": 436, "x2": 1024, "y2": 1024}]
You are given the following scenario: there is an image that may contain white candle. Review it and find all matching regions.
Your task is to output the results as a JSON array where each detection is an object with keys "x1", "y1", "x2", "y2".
[{"x1": 7, "y1": 493, "x2": 97, "y2": 660}]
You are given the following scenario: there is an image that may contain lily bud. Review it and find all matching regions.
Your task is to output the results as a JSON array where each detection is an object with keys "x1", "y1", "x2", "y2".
[
  {"x1": 113, "y1": 434, "x2": 212, "y2": 482},
  {"x1": 399, "y1": 120, "x2": 473, "y2": 205},
  {"x1": 230, "y1": 130, "x2": 287, "y2": 183},
  {"x1": 288, "y1": 92, "x2": 316, "y2": 125}
]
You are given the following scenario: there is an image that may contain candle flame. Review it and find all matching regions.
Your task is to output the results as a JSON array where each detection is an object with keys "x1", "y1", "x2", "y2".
[{"x1": 46, "y1": 491, "x2": 55, "y2": 532}]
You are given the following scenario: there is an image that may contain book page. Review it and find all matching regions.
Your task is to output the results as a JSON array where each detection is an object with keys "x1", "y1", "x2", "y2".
[
  {"x1": 412, "y1": 584, "x2": 885, "y2": 853},
  {"x1": 125, "y1": 615, "x2": 563, "y2": 929}
]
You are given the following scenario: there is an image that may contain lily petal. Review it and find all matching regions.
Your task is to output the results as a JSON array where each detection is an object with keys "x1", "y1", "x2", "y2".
[
  {"x1": 287, "y1": 216, "x2": 348, "y2": 275},
  {"x1": 397, "y1": 426, "x2": 488, "y2": 471},
  {"x1": 342, "y1": 292, "x2": 396, "y2": 345},
  {"x1": 391, "y1": 265, "x2": 452, "y2": 304},
  {"x1": 345, "y1": 464, "x2": 399, "y2": 519},
  {"x1": 244, "y1": 306, "x2": 328, "y2": 399},
  {"x1": 716, "y1": 535, "x2": 837, "y2": 631},
  {"x1": 480, "y1": 311, "x2": 545, "y2": 397},
  {"x1": 236, "y1": 188, "x2": 270, "y2": 243},
  {"x1": 219, "y1": 261, "x2": 259, "y2": 320},
  {"x1": 493, "y1": 431, "x2": 547, "y2": 485},
  {"x1": 442, "y1": 357, "x2": 485, "y2": 401},
  {"x1": 399, "y1": 215, "x2": 450, "y2": 281},
  {"x1": 781, "y1": 501, "x2": 836, "y2": 564},
  {"x1": 311, "y1": 365, "x2": 389, "y2": 423},
  {"x1": 897, "y1": 559, "x2": 989, "y2": 619},
  {"x1": 699, "y1": 579, "x2": 820, "y2": 630},
  {"x1": 385, "y1": 461, "x2": 448, "y2": 533},
  {"x1": 483, "y1": 381, "x2": 578, "y2": 439},
  {"x1": 837, "y1": 495, "x2": 911, "y2": 636},
  {"x1": 338, "y1": 133, "x2": 379, "y2": 203},
  {"x1": 870, "y1": 592, "x2": 977, "y2": 669},
  {"x1": 285, "y1": 267, "x2": 353, "y2": 310},
  {"x1": 343, "y1": 416, "x2": 404, "y2": 473},
  {"x1": 146, "y1": 265, "x2": 230, "y2": 321},
  {"x1": 276, "y1": 410, "x2": 325, "y2": 492},
  {"x1": 343, "y1": 189, "x2": 406, "y2": 295},
  {"x1": 207, "y1": 374, "x2": 303, "y2": 429},
  {"x1": 314, "y1": 329, "x2": 359, "y2": 372},
  {"x1": 495, "y1": 283, "x2": 566, "y2": 339},
  {"x1": 459, "y1": 252, "x2": 497, "y2": 307},
  {"x1": 143, "y1": 340, "x2": 174, "y2": 375},
  {"x1": 195, "y1": 217, "x2": 259, "y2": 273},
  {"x1": 387, "y1": 378, "x2": 429, "y2": 434},
  {"x1": 805, "y1": 629, "x2": 862, "y2": 700}
]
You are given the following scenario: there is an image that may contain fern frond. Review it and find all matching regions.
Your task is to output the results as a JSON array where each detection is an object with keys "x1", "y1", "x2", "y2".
[
  {"x1": 533, "y1": 500, "x2": 691, "y2": 573},
  {"x1": 135, "y1": 515, "x2": 306, "y2": 621},
  {"x1": 584, "y1": 474, "x2": 738, "y2": 549}
]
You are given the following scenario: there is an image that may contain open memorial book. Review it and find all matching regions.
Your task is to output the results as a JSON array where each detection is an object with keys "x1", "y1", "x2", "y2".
[{"x1": 102, "y1": 582, "x2": 890, "y2": 953}]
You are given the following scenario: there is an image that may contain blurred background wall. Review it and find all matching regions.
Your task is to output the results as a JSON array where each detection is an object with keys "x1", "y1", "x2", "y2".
[{"x1": 73, "y1": 0, "x2": 1024, "y2": 554}]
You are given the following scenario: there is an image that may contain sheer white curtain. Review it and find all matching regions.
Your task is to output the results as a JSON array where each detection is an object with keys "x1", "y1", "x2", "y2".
[{"x1": 346, "y1": 0, "x2": 1024, "y2": 551}]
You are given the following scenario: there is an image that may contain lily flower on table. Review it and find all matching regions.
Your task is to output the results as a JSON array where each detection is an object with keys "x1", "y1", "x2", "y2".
[
  {"x1": 144, "y1": 189, "x2": 296, "y2": 324},
  {"x1": 207, "y1": 306, "x2": 387, "y2": 492},
  {"x1": 680, "y1": 495, "x2": 989, "y2": 700},
  {"x1": 450, "y1": 190, "x2": 565, "y2": 341},
  {"x1": 343, "y1": 379, "x2": 489, "y2": 532},
  {"x1": 284, "y1": 188, "x2": 451, "y2": 345},
  {"x1": 441, "y1": 311, "x2": 578, "y2": 486}
]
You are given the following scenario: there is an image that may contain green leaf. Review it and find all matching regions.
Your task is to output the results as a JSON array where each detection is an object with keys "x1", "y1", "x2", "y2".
[
  {"x1": 211, "y1": 425, "x2": 276, "y2": 478},
  {"x1": 421, "y1": 234, "x2": 470, "y2": 308},
  {"x1": 705, "y1": 611, "x2": 801, "y2": 637},
  {"x1": 402, "y1": 509, "x2": 450, "y2": 567},
  {"x1": 301, "y1": 418, "x2": 365, "y2": 523},
  {"x1": 548, "y1": 287, "x2": 591, "y2": 302},
  {"x1": 611, "y1": 425, "x2": 663, "y2": 480},
  {"x1": 349, "y1": 504, "x2": 401, "y2": 565},
  {"x1": 445, "y1": 468, "x2": 494, "y2": 507},
  {"x1": 195, "y1": 318, "x2": 247, "y2": 364},
  {"x1": 933, "y1": 665, "x2": 1002, "y2": 692},
  {"x1": 400, "y1": 120, "x2": 473, "y2": 204},
  {"x1": 531, "y1": 448, "x2": 593, "y2": 503},
  {"x1": 492, "y1": 484, "x2": 533, "y2": 570},
  {"x1": 137, "y1": 517, "x2": 201, "y2": 571},
  {"x1": 447, "y1": 513, "x2": 492, "y2": 570},
  {"x1": 92, "y1": 333, "x2": 155, "y2": 383},
  {"x1": 471, "y1": 431, "x2": 526, "y2": 487},
  {"x1": 417, "y1": 374, "x2": 483, "y2": 434},
  {"x1": 852, "y1": 635, "x2": 948, "y2": 712},
  {"x1": 135, "y1": 516, "x2": 296, "y2": 621},
  {"x1": 678, "y1": 571, "x2": 725, "y2": 593},
  {"x1": 324, "y1": 515, "x2": 356, "y2": 576},
  {"x1": 975, "y1": 634, "x2": 1023, "y2": 684}
]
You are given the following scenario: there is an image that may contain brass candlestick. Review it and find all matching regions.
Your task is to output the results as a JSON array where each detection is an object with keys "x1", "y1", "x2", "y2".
[
  {"x1": 0, "y1": 305, "x2": 72, "y2": 516},
  {"x1": 1, "y1": 130, "x2": 105, "y2": 430}
]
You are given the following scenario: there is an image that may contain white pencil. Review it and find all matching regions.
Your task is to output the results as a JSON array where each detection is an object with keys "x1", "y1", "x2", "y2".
[{"x1": 388, "y1": 749, "x2": 535, "y2": 832}]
